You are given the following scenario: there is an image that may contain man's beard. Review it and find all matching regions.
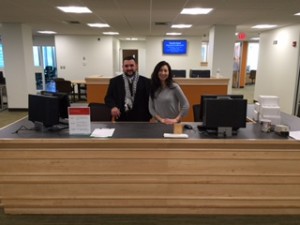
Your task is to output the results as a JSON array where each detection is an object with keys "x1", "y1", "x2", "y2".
[{"x1": 125, "y1": 71, "x2": 135, "y2": 76}]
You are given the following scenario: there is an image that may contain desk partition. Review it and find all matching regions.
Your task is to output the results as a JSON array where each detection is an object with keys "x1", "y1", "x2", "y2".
[{"x1": 1, "y1": 116, "x2": 300, "y2": 214}]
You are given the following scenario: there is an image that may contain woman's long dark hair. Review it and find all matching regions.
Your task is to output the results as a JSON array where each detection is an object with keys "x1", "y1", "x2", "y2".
[{"x1": 150, "y1": 61, "x2": 174, "y2": 99}]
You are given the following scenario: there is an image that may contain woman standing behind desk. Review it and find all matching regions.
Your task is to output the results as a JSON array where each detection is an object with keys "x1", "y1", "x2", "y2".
[{"x1": 149, "y1": 61, "x2": 189, "y2": 124}]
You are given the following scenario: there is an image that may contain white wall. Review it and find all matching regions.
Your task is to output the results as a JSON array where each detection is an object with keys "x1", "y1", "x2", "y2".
[
  {"x1": 118, "y1": 37, "x2": 204, "y2": 78},
  {"x1": 254, "y1": 24, "x2": 300, "y2": 114},
  {"x1": 55, "y1": 35, "x2": 115, "y2": 80},
  {"x1": 2, "y1": 24, "x2": 35, "y2": 108}
]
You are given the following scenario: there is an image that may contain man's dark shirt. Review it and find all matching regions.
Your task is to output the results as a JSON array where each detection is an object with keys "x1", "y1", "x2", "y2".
[{"x1": 105, "y1": 75, "x2": 152, "y2": 121}]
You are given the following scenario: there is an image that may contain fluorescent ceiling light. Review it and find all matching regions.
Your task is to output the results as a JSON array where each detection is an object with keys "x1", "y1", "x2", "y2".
[
  {"x1": 252, "y1": 24, "x2": 277, "y2": 29},
  {"x1": 87, "y1": 23, "x2": 110, "y2": 28},
  {"x1": 251, "y1": 37, "x2": 260, "y2": 41},
  {"x1": 57, "y1": 6, "x2": 92, "y2": 13},
  {"x1": 181, "y1": 7, "x2": 213, "y2": 15},
  {"x1": 37, "y1": 31, "x2": 57, "y2": 34},
  {"x1": 103, "y1": 32, "x2": 119, "y2": 35},
  {"x1": 126, "y1": 37, "x2": 138, "y2": 41},
  {"x1": 166, "y1": 32, "x2": 182, "y2": 36},
  {"x1": 294, "y1": 12, "x2": 300, "y2": 16},
  {"x1": 171, "y1": 24, "x2": 192, "y2": 28}
]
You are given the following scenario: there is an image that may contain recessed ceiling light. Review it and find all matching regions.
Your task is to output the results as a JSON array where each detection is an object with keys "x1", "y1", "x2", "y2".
[
  {"x1": 181, "y1": 8, "x2": 213, "y2": 15},
  {"x1": 294, "y1": 12, "x2": 300, "y2": 16},
  {"x1": 171, "y1": 24, "x2": 192, "y2": 28},
  {"x1": 251, "y1": 37, "x2": 260, "y2": 41},
  {"x1": 166, "y1": 32, "x2": 182, "y2": 36},
  {"x1": 57, "y1": 6, "x2": 92, "y2": 13},
  {"x1": 103, "y1": 32, "x2": 119, "y2": 35},
  {"x1": 37, "y1": 31, "x2": 57, "y2": 34},
  {"x1": 126, "y1": 37, "x2": 139, "y2": 41},
  {"x1": 252, "y1": 24, "x2": 277, "y2": 29},
  {"x1": 87, "y1": 23, "x2": 110, "y2": 28}
]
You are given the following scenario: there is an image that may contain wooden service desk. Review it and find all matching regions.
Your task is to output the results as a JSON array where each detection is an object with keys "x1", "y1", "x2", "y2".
[
  {"x1": 85, "y1": 76, "x2": 229, "y2": 122},
  {"x1": 1, "y1": 116, "x2": 300, "y2": 215}
]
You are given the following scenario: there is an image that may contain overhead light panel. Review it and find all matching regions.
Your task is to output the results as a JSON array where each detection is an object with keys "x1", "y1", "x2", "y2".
[
  {"x1": 181, "y1": 8, "x2": 213, "y2": 15},
  {"x1": 252, "y1": 24, "x2": 277, "y2": 29},
  {"x1": 171, "y1": 24, "x2": 192, "y2": 28},
  {"x1": 166, "y1": 32, "x2": 182, "y2": 36},
  {"x1": 57, "y1": 6, "x2": 92, "y2": 13},
  {"x1": 103, "y1": 32, "x2": 119, "y2": 35},
  {"x1": 37, "y1": 31, "x2": 57, "y2": 34},
  {"x1": 126, "y1": 37, "x2": 138, "y2": 41},
  {"x1": 87, "y1": 23, "x2": 110, "y2": 28},
  {"x1": 294, "y1": 12, "x2": 300, "y2": 16}
]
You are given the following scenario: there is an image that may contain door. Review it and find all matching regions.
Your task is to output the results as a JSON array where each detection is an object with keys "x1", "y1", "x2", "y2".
[{"x1": 122, "y1": 49, "x2": 138, "y2": 64}]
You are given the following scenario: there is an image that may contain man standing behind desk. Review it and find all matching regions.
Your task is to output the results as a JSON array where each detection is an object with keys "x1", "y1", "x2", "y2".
[{"x1": 105, "y1": 56, "x2": 152, "y2": 121}]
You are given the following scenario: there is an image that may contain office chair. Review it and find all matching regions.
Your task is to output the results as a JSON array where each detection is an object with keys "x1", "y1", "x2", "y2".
[
  {"x1": 88, "y1": 103, "x2": 112, "y2": 121},
  {"x1": 54, "y1": 79, "x2": 75, "y2": 102},
  {"x1": 172, "y1": 70, "x2": 186, "y2": 78},
  {"x1": 0, "y1": 71, "x2": 5, "y2": 84},
  {"x1": 193, "y1": 104, "x2": 201, "y2": 122},
  {"x1": 249, "y1": 70, "x2": 256, "y2": 84}
]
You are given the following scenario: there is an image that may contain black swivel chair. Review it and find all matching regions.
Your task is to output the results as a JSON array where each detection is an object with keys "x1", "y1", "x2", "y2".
[
  {"x1": 54, "y1": 78, "x2": 75, "y2": 102},
  {"x1": 249, "y1": 70, "x2": 256, "y2": 84},
  {"x1": 0, "y1": 71, "x2": 5, "y2": 84},
  {"x1": 88, "y1": 103, "x2": 112, "y2": 121}
]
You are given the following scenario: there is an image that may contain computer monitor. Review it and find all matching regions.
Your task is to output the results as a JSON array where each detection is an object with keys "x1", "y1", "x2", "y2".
[
  {"x1": 41, "y1": 91, "x2": 70, "y2": 119},
  {"x1": 200, "y1": 95, "x2": 247, "y2": 137},
  {"x1": 172, "y1": 70, "x2": 186, "y2": 78},
  {"x1": 190, "y1": 70, "x2": 210, "y2": 78},
  {"x1": 199, "y1": 94, "x2": 244, "y2": 122},
  {"x1": 28, "y1": 94, "x2": 60, "y2": 128}
]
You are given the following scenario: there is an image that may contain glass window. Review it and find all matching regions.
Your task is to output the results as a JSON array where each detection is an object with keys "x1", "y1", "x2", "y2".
[
  {"x1": 33, "y1": 46, "x2": 57, "y2": 68},
  {"x1": 0, "y1": 44, "x2": 5, "y2": 68},
  {"x1": 33, "y1": 46, "x2": 41, "y2": 67},
  {"x1": 247, "y1": 42, "x2": 259, "y2": 70},
  {"x1": 42, "y1": 46, "x2": 56, "y2": 68},
  {"x1": 201, "y1": 42, "x2": 208, "y2": 62}
]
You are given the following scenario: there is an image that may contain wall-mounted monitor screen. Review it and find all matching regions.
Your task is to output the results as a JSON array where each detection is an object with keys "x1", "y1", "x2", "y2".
[{"x1": 163, "y1": 40, "x2": 187, "y2": 55}]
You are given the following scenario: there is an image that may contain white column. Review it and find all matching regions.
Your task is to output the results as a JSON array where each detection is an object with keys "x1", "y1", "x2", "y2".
[
  {"x1": 208, "y1": 25, "x2": 236, "y2": 91},
  {"x1": 2, "y1": 23, "x2": 35, "y2": 109}
]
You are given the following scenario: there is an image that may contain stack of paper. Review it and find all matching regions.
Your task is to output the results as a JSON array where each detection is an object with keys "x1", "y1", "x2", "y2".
[
  {"x1": 90, "y1": 128, "x2": 115, "y2": 138},
  {"x1": 163, "y1": 133, "x2": 189, "y2": 139}
]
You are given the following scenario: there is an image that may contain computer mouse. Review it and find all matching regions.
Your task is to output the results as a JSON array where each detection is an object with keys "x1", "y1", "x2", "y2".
[{"x1": 183, "y1": 124, "x2": 193, "y2": 130}]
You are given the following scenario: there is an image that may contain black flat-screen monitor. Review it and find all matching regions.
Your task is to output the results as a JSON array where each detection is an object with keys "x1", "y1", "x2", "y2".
[
  {"x1": 199, "y1": 94, "x2": 244, "y2": 121},
  {"x1": 172, "y1": 70, "x2": 186, "y2": 78},
  {"x1": 199, "y1": 95, "x2": 247, "y2": 136},
  {"x1": 41, "y1": 91, "x2": 70, "y2": 119},
  {"x1": 190, "y1": 70, "x2": 210, "y2": 78},
  {"x1": 28, "y1": 94, "x2": 60, "y2": 128}
]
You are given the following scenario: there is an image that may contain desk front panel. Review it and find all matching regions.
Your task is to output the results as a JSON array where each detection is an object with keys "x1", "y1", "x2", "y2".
[{"x1": 1, "y1": 138, "x2": 300, "y2": 214}]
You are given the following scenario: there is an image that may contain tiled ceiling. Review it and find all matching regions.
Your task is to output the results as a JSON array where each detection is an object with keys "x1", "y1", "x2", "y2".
[{"x1": 0, "y1": 0, "x2": 299, "y2": 40}]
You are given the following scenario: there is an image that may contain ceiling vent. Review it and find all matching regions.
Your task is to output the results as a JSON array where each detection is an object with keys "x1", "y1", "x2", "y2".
[
  {"x1": 65, "y1": 20, "x2": 81, "y2": 24},
  {"x1": 155, "y1": 22, "x2": 170, "y2": 26}
]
